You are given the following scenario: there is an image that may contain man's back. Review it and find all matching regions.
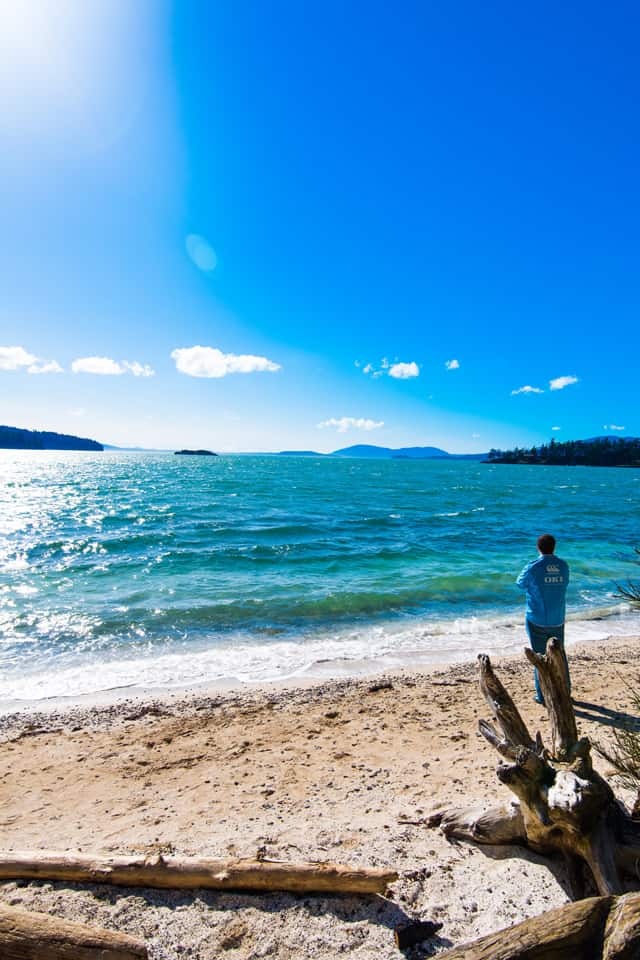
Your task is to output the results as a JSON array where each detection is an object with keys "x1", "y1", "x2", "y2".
[{"x1": 517, "y1": 554, "x2": 569, "y2": 627}]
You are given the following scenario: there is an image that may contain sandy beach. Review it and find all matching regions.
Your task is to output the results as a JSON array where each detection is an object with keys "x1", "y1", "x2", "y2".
[{"x1": 1, "y1": 635, "x2": 639, "y2": 958}]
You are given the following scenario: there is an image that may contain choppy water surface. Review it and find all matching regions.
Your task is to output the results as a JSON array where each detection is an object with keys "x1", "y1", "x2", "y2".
[{"x1": 1, "y1": 451, "x2": 639, "y2": 703}]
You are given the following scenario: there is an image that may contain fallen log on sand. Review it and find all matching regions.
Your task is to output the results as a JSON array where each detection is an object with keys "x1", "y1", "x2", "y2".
[
  {"x1": 0, "y1": 851, "x2": 397, "y2": 896},
  {"x1": 0, "y1": 903, "x2": 147, "y2": 960},
  {"x1": 437, "y1": 891, "x2": 640, "y2": 959}
]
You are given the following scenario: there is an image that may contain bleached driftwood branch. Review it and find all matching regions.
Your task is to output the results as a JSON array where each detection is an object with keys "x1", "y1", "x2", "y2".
[{"x1": 0, "y1": 851, "x2": 397, "y2": 896}]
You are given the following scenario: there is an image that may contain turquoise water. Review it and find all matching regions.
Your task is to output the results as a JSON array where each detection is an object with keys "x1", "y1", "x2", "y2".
[{"x1": 1, "y1": 451, "x2": 639, "y2": 703}]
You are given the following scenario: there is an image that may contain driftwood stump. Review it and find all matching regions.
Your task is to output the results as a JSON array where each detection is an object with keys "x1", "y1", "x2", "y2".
[{"x1": 431, "y1": 638, "x2": 640, "y2": 898}]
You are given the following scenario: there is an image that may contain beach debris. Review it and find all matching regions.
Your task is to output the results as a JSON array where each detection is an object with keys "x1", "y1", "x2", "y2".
[
  {"x1": 431, "y1": 640, "x2": 640, "y2": 899},
  {"x1": 435, "y1": 891, "x2": 640, "y2": 959},
  {"x1": 393, "y1": 919, "x2": 443, "y2": 949},
  {"x1": 368, "y1": 680, "x2": 393, "y2": 693},
  {"x1": 0, "y1": 851, "x2": 398, "y2": 896},
  {"x1": 0, "y1": 902, "x2": 147, "y2": 959}
]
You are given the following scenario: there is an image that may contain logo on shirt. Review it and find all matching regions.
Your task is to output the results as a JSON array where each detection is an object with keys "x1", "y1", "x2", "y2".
[{"x1": 546, "y1": 564, "x2": 560, "y2": 573}]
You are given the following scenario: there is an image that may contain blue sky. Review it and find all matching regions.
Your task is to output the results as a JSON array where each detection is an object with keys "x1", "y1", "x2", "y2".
[{"x1": 0, "y1": 0, "x2": 637, "y2": 452}]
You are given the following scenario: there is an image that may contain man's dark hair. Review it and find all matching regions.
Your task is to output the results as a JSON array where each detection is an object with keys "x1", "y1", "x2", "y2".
[{"x1": 537, "y1": 534, "x2": 556, "y2": 555}]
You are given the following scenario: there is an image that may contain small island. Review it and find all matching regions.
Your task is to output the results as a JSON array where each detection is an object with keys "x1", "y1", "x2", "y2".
[
  {"x1": 174, "y1": 449, "x2": 218, "y2": 456},
  {"x1": 486, "y1": 436, "x2": 640, "y2": 467}
]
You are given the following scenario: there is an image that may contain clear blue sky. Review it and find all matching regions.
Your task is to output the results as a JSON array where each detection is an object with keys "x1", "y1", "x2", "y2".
[{"x1": 0, "y1": 0, "x2": 637, "y2": 452}]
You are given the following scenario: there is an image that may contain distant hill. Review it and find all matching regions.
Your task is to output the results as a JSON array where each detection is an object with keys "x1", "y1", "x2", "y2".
[
  {"x1": 329, "y1": 444, "x2": 486, "y2": 459},
  {"x1": 0, "y1": 425, "x2": 103, "y2": 451}
]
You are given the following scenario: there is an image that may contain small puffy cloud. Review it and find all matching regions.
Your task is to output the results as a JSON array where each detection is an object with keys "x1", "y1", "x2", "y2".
[
  {"x1": 445, "y1": 359, "x2": 460, "y2": 370},
  {"x1": 171, "y1": 345, "x2": 280, "y2": 378},
  {"x1": 28, "y1": 360, "x2": 63, "y2": 375},
  {"x1": 317, "y1": 417, "x2": 384, "y2": 433},
  {"x1": 354, "y1": 360, "x2": 361, "y2": 368},
  {"x1": 0, "y1": 346, "x2": 38, "y2": 370},
  {"x1": 511, "y1": 385, "x2": 544, "y2": 395},
  {"x1": 1, "y1": 346, "x2": 64, "y2": 374},
  {"x1": 549, "y1": 375, "x2": 579, "y2": 391},
  {"x1": 122, "y1": 361, "x2": 154, "y2": 378},
  {"x1": 472, "y1": 433, "x2": 481, "y2": 439},
  {"x1": 185, "y1": 234, "x2": 217, "y2": 272},
  {"x1": 604, "y1": 424, "x2": 625, "y2": 431},
  {"x1": 72, "y1": 356, "x2": 154, "y2": 376},
  {"x1": 552, "y1": 426, "x2": 561, "y2": 431},
  {"x1": 361, "y1": 357, "x2": 419, "y2": 379},
  {"x1": 389, "y1": 361, "x2": 419, "y2": 379},
  {"x1": 72, "y1": 356, "x2": 125, "y2": 375}
]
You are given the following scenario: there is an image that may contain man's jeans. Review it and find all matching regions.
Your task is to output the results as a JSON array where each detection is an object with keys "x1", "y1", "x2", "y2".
[{"x1": 526, "y1": 620, "x2": 571, "y2": 703}]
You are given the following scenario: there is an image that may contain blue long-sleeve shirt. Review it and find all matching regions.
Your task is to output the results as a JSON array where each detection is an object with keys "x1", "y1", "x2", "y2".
[{"x1": 517, "y1": 554, "x2": 569, "y2": 627}]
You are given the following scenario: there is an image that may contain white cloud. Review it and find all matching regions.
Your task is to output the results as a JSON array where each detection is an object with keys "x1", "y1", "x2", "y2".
[
  {"x1": 472, "y1": 433, "x2": 481, "y2": 439},
  {"x1": 123, "y1": 361, "x2": 154, "y2": 378},
  {"x1": 171, "y1": 345, "x2": 281, "y2": 378},
  {"x1": 362, "y1": 357, "x2": 419, "y2": 379},
  {"x1": 317, "y1": 417, "x2": 384, "y2": 433},
  {"x1": 445, "y1": 359, "x2": 460, "y2": 370},
  {"x1": 549, "y1": 375, "x2": 579, "y2": 391},
  {"x1": 72, "y1": 356, "x2": 125, "y2": 375},
  {"x1": 552, "y1": 426, "x2": 561, "y2": 431},
  {"x1": 511, "y1": 385, "x2": 544, "y2": 395},
  {"x1": 389, "y1": 361, "x2": 419, "y2": 379},
  {"x1": 604, "y1": 424, "x2": 625, "y2": 431},
  {"x1": 0, "y1": 346, "x2": 38, "y2": 370},
  {"x1": 28, "y1": 360, "x2": 64, "y2": 375},
  {"x1": 0, "y1": 346, "x2": 65, "y2": 374},
  {"x1": 72, "y1": 356, "x2": 155, "y2": 376}
]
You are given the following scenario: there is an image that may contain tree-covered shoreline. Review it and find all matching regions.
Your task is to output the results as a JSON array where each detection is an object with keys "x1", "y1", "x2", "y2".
[{"x1": 486, "y1": 436, "x2": 640, "y2": 467}]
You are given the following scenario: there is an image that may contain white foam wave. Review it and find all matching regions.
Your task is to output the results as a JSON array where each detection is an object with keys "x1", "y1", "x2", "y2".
[{"x1": 2, "y1": 604, "x2": 640, "y2": 708}]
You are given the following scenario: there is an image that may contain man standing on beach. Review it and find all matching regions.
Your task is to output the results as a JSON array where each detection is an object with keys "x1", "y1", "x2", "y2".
[{"x1": 517, "y1": 534, "x2": 570, "y2": 704}]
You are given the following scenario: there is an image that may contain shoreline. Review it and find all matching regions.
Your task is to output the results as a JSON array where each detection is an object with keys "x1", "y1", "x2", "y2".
[
  {"x1": 2, "y1": 631, "x2": 639, "y2": 733},
  {"x1": 3, "y1": 604, "x2": 639, "y2": 715},
  {"x1": 1, "y1": 634, "x2": 639, "y2": 958}
]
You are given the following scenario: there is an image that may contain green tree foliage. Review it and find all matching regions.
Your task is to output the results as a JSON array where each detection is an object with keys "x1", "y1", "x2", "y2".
[
  {"x1": 617, "y1": 547, "x2": 640, "y2": 604},
  {"x1": 487, "y1": 436, "x2": 640, "y2": 467},
  {"x1": 596, "y1": 678, "x2": 640, "y2": 816}
]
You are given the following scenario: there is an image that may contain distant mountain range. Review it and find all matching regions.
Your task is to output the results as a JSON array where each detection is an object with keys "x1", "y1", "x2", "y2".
[
  {"x1": 277, "y1": 444, "x2": 487, "y2": 459},
  {"x1": 0, "y1": 425, "x2": 103, "y2": 451},
  {"x1": 0, "y1": 426, "x2": 486, "y2": 459}
]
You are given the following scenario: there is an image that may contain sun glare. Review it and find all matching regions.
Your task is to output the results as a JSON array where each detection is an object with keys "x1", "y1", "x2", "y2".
[{"x1": 0, "y1": 0, "x2": 159, "y2": 154}]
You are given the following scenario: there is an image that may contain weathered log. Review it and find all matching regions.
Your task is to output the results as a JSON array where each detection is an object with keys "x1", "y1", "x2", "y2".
[
  {"x1": 436, "y1": 892, "x2": 640, "y2": 960},
  {"x1": 430, "y1": 802, "x2": 525, "y2": 845},
  {"x1": 433, "y1": 642, "x2": 640, "y2": 898},
  {"x1": 0, "y1": 903, "x2": 147, "y2": 960},
  {"x1": 0, "y1": 851, "x2": 397, "y2": 895},
  {"x1": 524, "y1": 637, "x2": 576, "y2": 758},
  {"x1": 478, "y1": 653, "x2": 534, "y2": 749}
]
